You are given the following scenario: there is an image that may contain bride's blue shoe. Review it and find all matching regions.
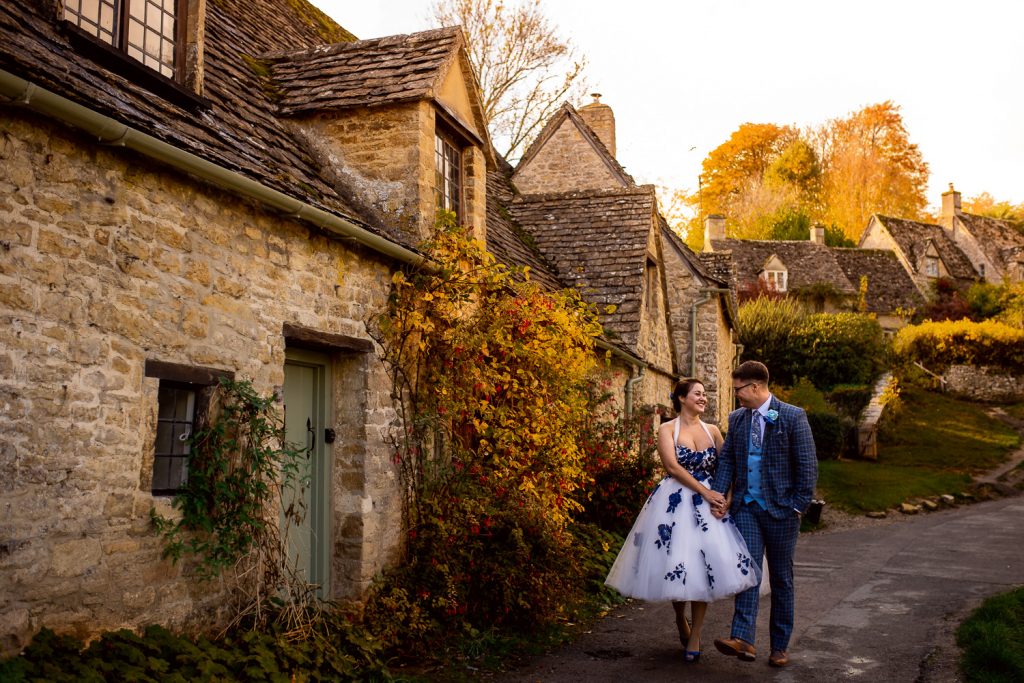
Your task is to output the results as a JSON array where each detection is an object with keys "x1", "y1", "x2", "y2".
[{"x1": 684, "y1": 639, "x2": 701, "y2": 663}]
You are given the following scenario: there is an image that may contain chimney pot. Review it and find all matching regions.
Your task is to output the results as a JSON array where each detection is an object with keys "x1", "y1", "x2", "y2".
[{"x1": 579, "y1": 95, "x2": 616, "y2": 158}]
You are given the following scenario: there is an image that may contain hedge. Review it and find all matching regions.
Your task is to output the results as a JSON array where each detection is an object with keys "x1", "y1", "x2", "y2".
[{"x1": 892, "y1": 319, "x2": 1024, "y2": 373}]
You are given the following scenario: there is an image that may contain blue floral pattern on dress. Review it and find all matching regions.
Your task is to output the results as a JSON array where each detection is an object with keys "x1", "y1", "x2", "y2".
[
  {"x1": 655, "y1": 522, "x2": 675, "y2": 552},
  {"x1": 676, "y1": 444, "x2": 717, "y2": 484},
  {"x1": 736, "y1": 552, "x2": 753, "y2": 576},
  {"x1": 701, "y1": 549, "x2": 715, "y2": 590},
  {"x1": 693, "y1": 501, "x2": 709, "y2": 532},
  {"x1": 665, "y1": 562, "x2": 686, "y2": 583},
  {"x1": 666, "y1": 489, "x2": 683, "y2": 514}
]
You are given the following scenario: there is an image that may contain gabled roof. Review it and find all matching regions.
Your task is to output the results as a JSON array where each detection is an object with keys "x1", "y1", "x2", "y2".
[
  {"x1": 956, "y1": 213, "x2": 1024, "y2": 272},
  {"x1": 707, "y1": 240, "x2": 857, "y2": 295},
  {"x1": 832, "y1": 249, "x2": 924, "y2": 314},
  {"x1": 512, "y1": 102, "x2": 635, "y2": 187},
  {"x1": 508, "y1": 187, "x2": 657, "y2": 351},
  {"x1": 265, "y1": 28, "x2": 463, "y2": 115},
  {"x1": 484, "y1": 167, "x2": 565, "y2": 292},
  {"x1": 0, "y1": 0, "x2": 471, "y2": 253},
  {"x1": 658, "y1": 216, "x2": 727, "y2": 288},
  {"x1": 871, "y1": 215, "x2": 977, "y2": 280}
]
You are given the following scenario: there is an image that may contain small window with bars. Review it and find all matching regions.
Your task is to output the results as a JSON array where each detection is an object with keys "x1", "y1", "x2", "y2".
[
  {"x1": 435, "y1": 132, "x2": 462, "y2": 220},
  {"x1": 152, "y1": 381, "x2": 196, "y2": 495},
  {"x1": 925, "y1": 256, "x2": 939, "y2": 278},
  {"x1": 63, "y1": 0, "x2": 182, "y2": 80}
]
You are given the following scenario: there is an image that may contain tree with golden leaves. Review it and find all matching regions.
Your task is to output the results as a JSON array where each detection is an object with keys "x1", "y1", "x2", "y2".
[
  {"x1": 816, "y1": 101, "x2": 929, "y2": 239},
  {"x1": 432, "y1": 0, "x2": 587, "y2": 162}
]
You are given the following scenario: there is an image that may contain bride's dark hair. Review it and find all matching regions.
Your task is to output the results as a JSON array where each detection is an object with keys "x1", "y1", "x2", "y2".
[{"x1": 671, "y1": 378, "x2": 704, "y2": 413}]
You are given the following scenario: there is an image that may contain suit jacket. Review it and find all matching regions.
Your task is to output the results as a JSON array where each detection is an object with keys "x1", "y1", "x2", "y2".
[{"x1": 712, "y1": 396, "x2": 818, "y2": 520}]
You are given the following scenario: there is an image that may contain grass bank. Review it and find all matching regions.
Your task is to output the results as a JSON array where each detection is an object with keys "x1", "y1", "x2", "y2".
[
  {"x1": 957, "y1": 586, "x2": 1024, "y2": 682},
  {"x1": 816, "y1": 385, "x2": 1020, "y2": 513}
]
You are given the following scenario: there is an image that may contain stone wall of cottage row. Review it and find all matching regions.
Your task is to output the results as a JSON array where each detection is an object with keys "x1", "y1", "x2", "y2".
[
  {"x1": 512, "y1": 120, "x2": 621, "y2": 195},
  {"x1": 944, "y1": 365, "x2": 1024, "y2": 403},
  {"x1": 712, "y1": 303, "x2": 736, "y2": 428},
  {"x1": 0, "y1": 113, "x2": 404, "y2": 650}
]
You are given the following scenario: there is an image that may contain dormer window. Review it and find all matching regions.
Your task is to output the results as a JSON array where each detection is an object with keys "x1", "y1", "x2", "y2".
[
  {"x1": 924, "y1": 255, "x2": 939, "y2": 278},
  {"x1": 434, "y1": 130, "x2": 463, "y2": 221},
  {"x1": 763, "y1": 269, "x2": 788, "y2": 292},
  {"x1": 63, "y1": 0, "x2": 186, "y2": 81}
]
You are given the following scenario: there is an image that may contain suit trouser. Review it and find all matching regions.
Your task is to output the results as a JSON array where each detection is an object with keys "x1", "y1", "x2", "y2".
[{"x1": 730, "y1": 501, "x2": 800, "y2": 652}]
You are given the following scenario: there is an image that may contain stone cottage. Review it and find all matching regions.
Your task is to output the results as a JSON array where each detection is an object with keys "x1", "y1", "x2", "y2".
[
  {"x1": 701, "y1": 217, "x2": 922, "y2": 332},
  {"x1": 859, "y1": 214, "x2": 978, "y2": 296},
  {"x1": 489, "y1": 98, "x2": 739, "y2": 424},
  {"x1": 0, "y1": 0, "x2": 494, "y2": 652},
  {"x1": 937, "y1": 185, "x2": 1024, "y2": 284}
]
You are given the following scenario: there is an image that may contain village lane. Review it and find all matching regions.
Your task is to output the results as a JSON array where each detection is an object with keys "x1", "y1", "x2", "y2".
[{"x1": 495, "y1": 496, "x2": 1024, "y2": 682}]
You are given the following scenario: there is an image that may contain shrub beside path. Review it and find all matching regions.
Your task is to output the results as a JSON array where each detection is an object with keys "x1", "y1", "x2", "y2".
[{"x1": 494, "y1": 494, "x2": 1024, "y2": 682}]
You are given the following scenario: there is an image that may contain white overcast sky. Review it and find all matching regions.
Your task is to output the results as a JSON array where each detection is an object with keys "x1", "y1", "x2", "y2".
[{"x1": 309, "y1": 0, "x2": 1024, "y2": 210}]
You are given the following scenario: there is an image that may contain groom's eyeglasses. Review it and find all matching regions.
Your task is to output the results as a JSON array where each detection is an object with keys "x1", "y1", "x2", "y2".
[{"x1": 733, "y1": 382, "x2": 756, "y2": 393}]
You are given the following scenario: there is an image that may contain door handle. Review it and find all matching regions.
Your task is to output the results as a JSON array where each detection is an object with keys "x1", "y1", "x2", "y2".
[{"x1": 306, "y1": 417, "x2": 315, "y2": 458}]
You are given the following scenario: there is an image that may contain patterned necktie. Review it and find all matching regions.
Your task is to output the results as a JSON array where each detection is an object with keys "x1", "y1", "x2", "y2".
[{"x1": 750, "y1": 410, "x2": 762, "y2": 449}]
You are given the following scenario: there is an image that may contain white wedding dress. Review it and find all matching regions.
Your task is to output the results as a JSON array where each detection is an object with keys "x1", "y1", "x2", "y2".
[{"x1": 605, "y1": 419, "x2": 761, "y2": 602}]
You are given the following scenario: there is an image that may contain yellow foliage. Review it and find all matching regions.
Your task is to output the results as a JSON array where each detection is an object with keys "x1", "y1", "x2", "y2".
[{"x1": 375, "y1": 214, "x2": 603, "y2": 530}]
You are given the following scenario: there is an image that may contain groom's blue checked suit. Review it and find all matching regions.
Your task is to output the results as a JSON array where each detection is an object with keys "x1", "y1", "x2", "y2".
[{"x1": 712, "y1": 396, "x2": 817, "y2": 653}]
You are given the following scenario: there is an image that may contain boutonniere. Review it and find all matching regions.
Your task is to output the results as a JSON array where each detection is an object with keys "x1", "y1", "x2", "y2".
[{"x1": 765, "y1": 409, "x2": 779, "y2": 424}]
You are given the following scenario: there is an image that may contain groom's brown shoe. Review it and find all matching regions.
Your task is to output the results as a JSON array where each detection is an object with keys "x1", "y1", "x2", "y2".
[
  {"x1": 769, "y1": 650, "x2": 789, "y2": 667},
  {"x1": 714, "y1": 637, "x2": 756, "y2": 661}
]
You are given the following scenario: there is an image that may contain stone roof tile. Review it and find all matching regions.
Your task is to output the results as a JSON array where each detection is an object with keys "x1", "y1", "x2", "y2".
[
  {"x1": 874, "y1": 215, "x2": 977, "y2": 281},
  {"x1": 956, "y1": 213, "x2": 1024, "y2": 273},
  {"x1": 265, "y1": 27, "x2": 463, "y2": 115},
  {"x1": 832, "y1": 248, "x2": 924, "y2": 314},
  {"x1": 509, "y1": 187, "x2": 656, "y2": 350},
  {"x1": 708, "y1": 240, "x2": 857, "y2": 294},
  {"x1": 0, "y1": 0, "x2": 428, "y2": 251}
]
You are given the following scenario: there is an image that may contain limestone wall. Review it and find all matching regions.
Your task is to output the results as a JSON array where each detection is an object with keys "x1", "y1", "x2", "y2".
[
  {"x1": 0, "y1": 112, "x2": 403, "y2": 651},
  {"x1": 944, "y1": 365, "x2": 1024, "y2": 403},
  {"x1": 300, "y1": 101, "x2": 487, "y2": 242},
  {"x1": 512, "y1": 119, "x2": 622, "y2": 194}
]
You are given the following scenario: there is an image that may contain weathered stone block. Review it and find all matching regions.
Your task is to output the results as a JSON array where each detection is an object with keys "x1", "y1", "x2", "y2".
[{"x1": 50, "y1": 538, "x2": 102, "y2": 577}]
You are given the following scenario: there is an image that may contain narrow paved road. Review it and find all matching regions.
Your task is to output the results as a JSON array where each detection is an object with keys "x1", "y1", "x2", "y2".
[{"x1": 497, "y1": 497, "x2": 1024, "y2": 682}]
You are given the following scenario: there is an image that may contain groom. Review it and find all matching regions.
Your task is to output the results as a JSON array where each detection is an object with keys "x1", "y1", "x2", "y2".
[{"x1": 710, "y1": 361, "x2": 817, "y2": 667}]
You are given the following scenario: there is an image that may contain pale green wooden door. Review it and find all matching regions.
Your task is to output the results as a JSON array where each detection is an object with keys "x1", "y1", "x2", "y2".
[{"x1": 283, "y1": 349, "x2": 330, "y2": 595}]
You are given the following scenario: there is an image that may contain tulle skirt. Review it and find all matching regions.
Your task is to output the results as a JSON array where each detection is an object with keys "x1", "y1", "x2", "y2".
[{"x1": 605, "y1": 476, "x2": 761, "y2": 602}]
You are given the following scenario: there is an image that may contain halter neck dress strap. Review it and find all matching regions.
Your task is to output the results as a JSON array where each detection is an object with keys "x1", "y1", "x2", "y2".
[{"x1": 698, "y1": 420, "x2": 714, "y2": 447}]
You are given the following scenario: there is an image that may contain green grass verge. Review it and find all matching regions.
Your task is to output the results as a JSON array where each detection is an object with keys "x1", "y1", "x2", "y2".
[
  {"x1": 876, "y1": 386, "x2": 1019, "y2": 471},
  {"x1": 816, "y1": 385, "x2": 1020, "y2": 514},
  {"x1": 957, "y1": 586, "x2": 1024, "y2": 682},
  {"x1": 817, "y1": 461, "x2": 971, "y2": 513}
]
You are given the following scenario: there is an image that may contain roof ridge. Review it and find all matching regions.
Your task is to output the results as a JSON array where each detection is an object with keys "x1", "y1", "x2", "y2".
[{"x1": 262, "y1": 25, "x2": 460, "y2": 60}]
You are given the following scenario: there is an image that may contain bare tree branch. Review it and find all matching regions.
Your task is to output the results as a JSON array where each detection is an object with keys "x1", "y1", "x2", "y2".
[{"x1": 433, "y1": 0, "x2": 588, "y2": 162}]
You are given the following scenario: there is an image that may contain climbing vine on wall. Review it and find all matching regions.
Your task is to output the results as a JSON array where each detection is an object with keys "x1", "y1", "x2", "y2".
[
  {"x1": 151, "y1": 378, "x2": 316, "y2": 632},
  {"x1": 366, "y1": 213, "x2": 604, "y2": 637}
]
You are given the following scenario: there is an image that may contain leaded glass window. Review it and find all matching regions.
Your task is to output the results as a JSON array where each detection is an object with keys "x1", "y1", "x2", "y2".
[
  {"x1": 63, "y1": 0, "x2": 180, "y2": 79},
  {"x1": 435, "y1": 133, "x2": 462, "y2": 220}
]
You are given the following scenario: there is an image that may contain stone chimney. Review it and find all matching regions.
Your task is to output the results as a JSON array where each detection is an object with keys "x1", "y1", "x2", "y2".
[
  {"x1": 703, "y1": 214, "x2": 726, "y2": 251},
  {"x1": 941, "y1": 183, "x2": 962, "y2": 235},
  {"x1": 809, "y1": 224, "x2": 825, "y2": 244},
  {"x1": 579, "y1": 93, "x2": 616, "y2": 158}
]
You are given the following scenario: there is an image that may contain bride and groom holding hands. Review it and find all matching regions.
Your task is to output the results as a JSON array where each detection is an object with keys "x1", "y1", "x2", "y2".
[{"x1": 605, "y1": 360, "x2": 818, "y2": 668}]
